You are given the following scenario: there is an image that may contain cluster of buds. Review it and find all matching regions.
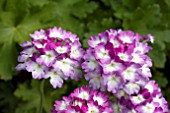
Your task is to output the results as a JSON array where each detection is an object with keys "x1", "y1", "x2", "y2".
[
  {"x1": 51, "y1": 86, "x2": 113, "y2": 113},
  {"x1": 82, "y1": 29, "x2": 154, "y2": 95},
  {"x1": 16, "y1": 27, "x2": 84, "y2": 88}
]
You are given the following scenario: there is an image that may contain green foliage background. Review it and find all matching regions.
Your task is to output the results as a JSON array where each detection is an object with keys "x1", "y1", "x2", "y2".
[{"x1": 0, "y1": 0, "x2": 170, "y2": 112}]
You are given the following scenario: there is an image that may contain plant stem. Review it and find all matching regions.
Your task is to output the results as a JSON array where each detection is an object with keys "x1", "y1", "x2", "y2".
[{"x1": 39, "y1": 79, "x2": 45, "y2": 113}]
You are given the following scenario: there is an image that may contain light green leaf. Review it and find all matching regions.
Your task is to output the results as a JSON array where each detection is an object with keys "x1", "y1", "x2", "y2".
[
  {"x1": 55, "y1": 0, "x2": 81, "y2": 6},
  {"x1": 0, "y1": 40, "x2": 17, "y2": 80},
  {"x1": 0, "y1": 21, "x2": 18, "y2": 80},
  {"x1": 165, "y1": 0, "x2": 170, "y2": 7},
  {"x1": 0, "y1": 1, "x2": 54, "y2": 80},
  {"x1": 27, "y1": 0, "x2": 50, "y2": 7},
  {"x1": 0, "y1": 12, "x2": 44, "y2": 80}
]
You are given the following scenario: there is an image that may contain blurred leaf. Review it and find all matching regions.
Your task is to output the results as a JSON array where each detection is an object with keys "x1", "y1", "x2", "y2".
[
  {"x1": 87, "y1": 18, "x2": 114, "y2": 35},
  {"x1": 165, "y1": 0, "x2": 170, "y2": 7},
  {"x1": 154, "y1": 30, "x2": 170, "y2": 43},
  {"x1": 77, "y1": 76, "x2": 88, "y2": 88},
  {"x1": 0, "y1": 0, "x2": 99, "y2": 80},
  {"x1": 0, "y1": 21, "x2": 18, "y2": 80},
  {"x1": 165, "y1": 88, "x2": 170, "y2": 107},
  {"x1": 139, "y1": 0, "x2": 158, "y2": 8},
  {"x1": 14, "y1": 79, "x2": 68, "y2": 113},
  {"x1": 82, "y1": 38, "x2": 89, "y2": 49},
  {"x1": 123, "y1": 4, "x2": 161, "y2": 33},
  {"x1": 151, "y1": 30, "x2": 170, "y2": 50},
  {"x1": 54, "y1": 15, "x2": 84, "y2": 38},
  {"x1": 83, "y1": 18, "x2": 114, "y2": 48},
  {"x1": 152, "y1": 71, "x2": 168, "y2": 88},
  {"x1": 54, "y1": 0, "x2": 81, "y2": 6},
  {"x1": 70, "y1": 0, "x2": 98, "y2": 18},
  {"x1": 122, "y1": 0, "x2": 139, "y2": 10},
  {"x1": 27, "y1": 0, "x2": 50, "y2": 7},
  {"x1": 0, "y1": 0, "x2": 41, "y2": 80},
  {"x1": 0, "y1": 81, "x2": 18, "y2": 113},
  {"x1": 149, "y1": 45, "x2": 166, "y2": 68},
  {"x1": 0, "y1": 13, "x2": 43, "y2": 80},
  {"x1": 14, "y1": 80, "x2": 42, "y2": 113},
  {"x1": 0, "y1": 40, "x2": 17, "y2": 80},
  {"x1": 0, "y1": 0, "x2": 170, "y2": 110},
  {"x1": 4, "y1": 0, "x2": 29, "y2": 24}
]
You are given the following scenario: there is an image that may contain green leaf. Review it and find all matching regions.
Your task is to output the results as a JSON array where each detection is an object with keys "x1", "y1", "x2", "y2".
[
  {"x1": 0, "y1": 81, "x2": 19, "y2": 113},
  {"x1": 154, "y1": 30, "x2": 170, "y2": 43},
  {"x1": 70, "y1": 0, "x2": 98, "y2": 18},
  {"x1": 0, "y1": 0, "x2": 101, "y2": 80},
  {"x1": 82, "y1": 38, "x2": 89, "y2": 49},
  {"x1": 54, "y1": 15, "x2": 84, "y2": 38},
  {"x1": 139, "y1": 0, "x2": 157, "y2": 8},
  {"x1": 0, "y1": 13, "x2": 43, "y2": 80},
  {"x1": 150, "y1": 30, "x2": 170, "y2": 50},
  {"x1": 0, "y1": 0, "x2": 52, "y2": 80},
  {"x1": 14, "y1": 79, "x2": 68, "y2": 113},
  {"x1": 86, "y1": 18, "x2": 115, "y2": 37},
  {"x1": 0, "y1": 40, "x2": 17, "y2": 80},
  {"x1": 27, "y1": 0, "x2": 50, "y2": 7},
  {"x1": 123, "y1": 4, "x2": 161, "y2": 33},
  {"x1": 83, "y1": 18, "x2": 114, "y2": 48},
  {"x1": 55, "y1": 0, "x2": 81, "y2": 6},
  {"x1": 122, "y1": 0, "x2": 139, "y2": 10},
  {"x1": 0, "y1": 21, "x2": 18, "y2": 80},
  {"x1": 14, "y1": 80, "x2": 41, "y2": 113},
  {"x1": 165, "y1": 0, "x2": 170, "y2": 7},
  {"x1": 148, "y1": 44, "x2": 166, "y2": 68},
  {"x1": 152, "y1": 71, "x2": 168, "y2": 88},
  {"x1": 77, "y1": 76, "x2": 88, "y2": 88}
]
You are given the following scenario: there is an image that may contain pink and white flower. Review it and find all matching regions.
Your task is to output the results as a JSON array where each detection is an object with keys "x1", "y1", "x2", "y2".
[
  {"x1": 16, "y1": 26, "x2": 84, "y2": 88},
  {"x1": 82, "y1": 29, "x2": 154, "y2": 95},
  {"x1": 51, "y1": 86, "x2": 113, "y2": 113}
]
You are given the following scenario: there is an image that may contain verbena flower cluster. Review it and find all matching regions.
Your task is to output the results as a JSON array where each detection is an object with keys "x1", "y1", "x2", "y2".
[
  {"x1": 16, "y1": 27, "x2": 84, "y2": 88},
  {"x1": 51, "y1": 86, "x2": 113, "y2": 113},
  {"x1": 16, "y1": 27, "x2": 169, "y2": 113},
  {"x1": 82, "y1": 29, "x2": 154, "y2": 94},
  {"x1": 51, "y1": 81, "x2": 168, "y2": 113},
  {"x1": 112, "y1": 80, "x2": 168, "y2": 113}
]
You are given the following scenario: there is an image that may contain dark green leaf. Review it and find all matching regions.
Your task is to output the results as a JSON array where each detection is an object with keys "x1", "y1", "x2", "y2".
[
  {"x1": 0, "y1": 81, "x2": 19, "y2": 113},
  {"x1": 148, "y1": 44, "x2": 166, "y2": 68},
  {"x1": 71, "y1": 0, "x2": 98, "y2": 18},
  {"x1": 14, "y1": 79, "x2": 68, "y2": 113},
  {"x1": 152, "y1": 71, "x2": 168, "y2": 88}
]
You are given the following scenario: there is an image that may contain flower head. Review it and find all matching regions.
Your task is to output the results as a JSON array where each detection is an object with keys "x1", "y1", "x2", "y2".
[
  {"x1": 82, "y1": 29, "x2": 153, "y2": 95},
  {"x1": 111, "y1": 80, "x2": 168, "y2": 113},
  {"x1": 51, "y1": 86, "x2": 113, "y2": 113},
  {"x1": 16, "y1": 27, "x2": 84, "y2": 88}
]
